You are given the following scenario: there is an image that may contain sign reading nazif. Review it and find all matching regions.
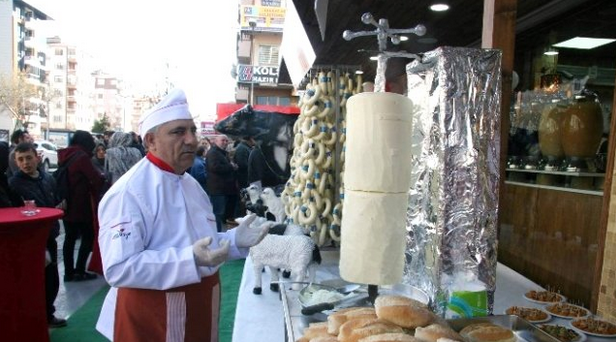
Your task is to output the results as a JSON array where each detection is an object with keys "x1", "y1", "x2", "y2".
[{"x1": 237, "y1": 65, "x2": 279, "y2": 85}]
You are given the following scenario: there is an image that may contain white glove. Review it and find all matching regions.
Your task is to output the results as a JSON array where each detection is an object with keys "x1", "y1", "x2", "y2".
[
  {"x1": 193, "y1": 237, "x2": 230, "y2": 267},
  {"x1": 235, "y1": 214, "x2": 273, "y2": 248}
]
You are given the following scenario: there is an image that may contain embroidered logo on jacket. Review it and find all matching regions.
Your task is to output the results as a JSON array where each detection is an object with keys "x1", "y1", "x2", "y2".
[{"x1": 112, "y1": 228, "x2": 131, "y2": 240}]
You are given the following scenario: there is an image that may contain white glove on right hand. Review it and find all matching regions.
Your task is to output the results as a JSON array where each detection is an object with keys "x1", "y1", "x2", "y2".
[
  {"x1": 193, "y1": 237, "x2": 230, "y2": 267},
  {"x1": 235, "y1": 214, "x2": 274, "y2": 248}
]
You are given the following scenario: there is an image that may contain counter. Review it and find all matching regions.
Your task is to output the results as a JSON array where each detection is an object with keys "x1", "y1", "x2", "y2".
[{"x1": 232, "y1": 249, "x2": 607, "y2": 342}]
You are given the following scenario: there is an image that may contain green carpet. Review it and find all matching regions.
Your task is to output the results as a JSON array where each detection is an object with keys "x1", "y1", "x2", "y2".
[
  {"x1": 50, "y1": 285, "x2": 110, "y2": 342},
  {"x1": 50, "y1": 259, "x2": 245, "y2": 342}
]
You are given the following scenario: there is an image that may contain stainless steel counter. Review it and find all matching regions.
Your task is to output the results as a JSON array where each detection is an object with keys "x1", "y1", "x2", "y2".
[{"x1": 233, "y1": 249, "x2": 606, "y2": 342}]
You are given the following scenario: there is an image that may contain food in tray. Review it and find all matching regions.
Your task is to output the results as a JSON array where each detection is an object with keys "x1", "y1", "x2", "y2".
[
  {"x1": 545, "y1": 303, "x2": 590, "y2": 319},
  {"x1": 338, "y1": 318, "x2": 404, "y2": 342},
  {"x1": 538, "y1": 324, "x2": 585, "y2": 342},
  {"x1": 302, "y1": 288, "x2": 346, "y2": 307},
  {"x1": 459, "y1": 322, "x2": 516, "y2": 342},
  {"x1": 298, "y1": 294, "x2": 454, "y2": 342},
  {"x1": 415, "y1": 323, "x2": 463, "y2": 342},
  {"x1": 374, "y1": 295, "x2": 437, "y2": 328},
  {"x1": 571, "y1": 317, "x2": 616, "y2": 337},
  {"x1": 327, "y1": 307, "x2": 377, "y2": 335},
  {"x1": 505, "y1": 306, "x2": 550, "y2": 322},
  {"x1": 358, "y1": 332, "x2": 417, "y2": 342},
  {"x1": 524, "y1": 290, "x2": 565, "y2": 303}
]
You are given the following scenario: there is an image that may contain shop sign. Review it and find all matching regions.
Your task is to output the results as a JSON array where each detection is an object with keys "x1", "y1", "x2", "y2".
[
  {"x1": 200, "y1": 121, "x2": 216, "y2": 135},
  {"x1": 237, "y1": 65, "x2": 279, "y2": 85},
  {"x1": 240, "y1": 5, "x2": 286, "y2": 32}
]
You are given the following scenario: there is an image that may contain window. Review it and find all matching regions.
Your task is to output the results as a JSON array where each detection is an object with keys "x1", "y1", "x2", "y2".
[
  {"x1": 55, "y1": 48, "x2": 64, "y2": 56},
  {"x1": 56, "y1": 63, "x2": 64, "y2": 70},
  {"x1": 54, "y1": 76, "x2": 63, "y2": 83},
  {"x1": 55, "y1": 101, "x2": 62, "y2": 109},
  {"x1": 258, "y1": 45, "x2": 279, "y2": 66},
  {"x1": 256, "y1": 96, "x2": 291, "y2": 106},
  {"x1": 53, "y1": 115, "x2": 62, "y2": 123}
]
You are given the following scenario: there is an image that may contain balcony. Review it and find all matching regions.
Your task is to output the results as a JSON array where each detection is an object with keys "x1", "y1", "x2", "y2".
[
  {"x1": 237, "y1": 40, "x2": 251, "y2": 63},
  {"x1": 67, "y1": 78, "x2": 77, "y2": 89},
  {"x1": 236, "y1": 88, "x2": 249, "y2": 102}
]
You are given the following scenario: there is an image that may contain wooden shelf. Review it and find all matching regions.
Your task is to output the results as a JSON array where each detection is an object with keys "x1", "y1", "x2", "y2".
[
  {"x1": 506, "y1": 168, "x2": 605, "y2": 178},
  {"x1": 505, "y1": 181, "x2": 604, "y2": 196}
]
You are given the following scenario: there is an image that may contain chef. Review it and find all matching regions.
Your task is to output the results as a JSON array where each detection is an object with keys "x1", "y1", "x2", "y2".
[{"x1": 96, "y1": 88, "x2": 271, "y2": 341}]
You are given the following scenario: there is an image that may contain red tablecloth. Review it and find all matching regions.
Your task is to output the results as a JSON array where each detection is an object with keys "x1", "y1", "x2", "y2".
[{"x1": 0, "y1": 207, "x2": 63, "y2": 342}]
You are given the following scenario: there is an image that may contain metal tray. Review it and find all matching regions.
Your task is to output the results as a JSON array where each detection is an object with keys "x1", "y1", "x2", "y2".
[{"x1": 447, "y1": 315, "x2": 560, "y2": 342}]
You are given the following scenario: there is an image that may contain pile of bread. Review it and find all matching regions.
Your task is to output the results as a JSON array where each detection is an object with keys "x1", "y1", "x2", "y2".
[{"x1": 298, "y1": 295, "x2": 517, "y2": 342}]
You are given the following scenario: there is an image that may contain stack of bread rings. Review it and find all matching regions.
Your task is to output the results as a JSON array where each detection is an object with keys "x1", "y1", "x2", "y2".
[{"x1": 282, "y1": 70, "x2": 363, "y2": 246}]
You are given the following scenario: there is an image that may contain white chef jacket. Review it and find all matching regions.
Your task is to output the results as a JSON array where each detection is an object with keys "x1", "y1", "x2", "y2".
[{"x1": 95, "y1": 156, "x2": 248, "y2": 340}]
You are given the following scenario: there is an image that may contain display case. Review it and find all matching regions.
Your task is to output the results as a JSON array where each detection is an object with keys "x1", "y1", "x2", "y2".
[{"x1": 498, "y1": 0, "x2": 615, "y2": 310}]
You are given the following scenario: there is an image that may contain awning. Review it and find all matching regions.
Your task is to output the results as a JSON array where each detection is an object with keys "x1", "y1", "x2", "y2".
[{"x1": 216, "y1": 103, "x2": 300, "y2": 122}]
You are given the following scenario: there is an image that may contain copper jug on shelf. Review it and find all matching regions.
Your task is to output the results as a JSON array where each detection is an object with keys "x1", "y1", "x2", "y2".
[
  {"x1": 561, "y1": 94, "x2": 603, "y2": 171},
  {"x1": 538, "y1": 99, "x2": 567, "y2": 169}
]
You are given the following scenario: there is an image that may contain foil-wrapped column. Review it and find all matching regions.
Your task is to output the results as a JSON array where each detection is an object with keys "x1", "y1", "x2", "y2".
[{"x1": 404, "y1": 47, "x2": 502, "y2": 317}]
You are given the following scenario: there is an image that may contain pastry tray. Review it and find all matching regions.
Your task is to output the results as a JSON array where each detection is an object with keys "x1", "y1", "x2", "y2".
[{"x1": 448, "y1": 315, "x2": 560, "y2": 342}]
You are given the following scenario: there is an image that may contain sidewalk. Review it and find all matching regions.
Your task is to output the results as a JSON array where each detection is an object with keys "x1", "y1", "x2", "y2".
[{"x1": 53, "y1": 221, "x2": 107, "y2": 322}]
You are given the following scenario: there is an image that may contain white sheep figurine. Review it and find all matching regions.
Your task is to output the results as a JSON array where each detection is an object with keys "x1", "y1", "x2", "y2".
[
  {"x1": 246, "y1": 184, "x2": 262, "y2": 205},
  {"x1": 250, "y1": 231, "x2": 321, "y2": 294},
  {"x1": 260, "y1": 187, "x2": 286, "y2": 223}
]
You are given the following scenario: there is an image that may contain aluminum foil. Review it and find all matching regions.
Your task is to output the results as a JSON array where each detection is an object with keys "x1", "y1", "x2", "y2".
[{"x1": 403, "y1": 46, "x2": 502, "y2": 316}]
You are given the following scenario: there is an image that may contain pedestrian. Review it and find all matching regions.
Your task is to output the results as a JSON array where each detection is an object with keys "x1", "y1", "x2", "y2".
[
  {"x1": 105, "y1": 132, "x2": 143, "y2": 185},
  {"x1": 58, "y1": 130, "x2": 106, "y2": 282},
  {"x1": 234, "y1": 136, "x2": 254, "y2": 190},
  {"x1": 6, "y1": 128, "x2": 33, "y2": 178},
  {"x1": 129, "y1": 131, "x2": 146, "y2": 157},
  {"x1": 189, "y1": 145, "x2": 208, "y2": 192},
  {"x1": 92, "y1": 142, "x2": 107, "y2": 174},
  {"x1": 9, "y1": 142, "x2": 67, "y2": 327},
  {"x1": 0, "y1": 141, "x2": 22, "y2": 207},
  {"x1": 206, "y1": 135, "x2": 239, "y2": 232},
  {"x1": 96, "y1": 88, "x2": 273, "y2": 341}
]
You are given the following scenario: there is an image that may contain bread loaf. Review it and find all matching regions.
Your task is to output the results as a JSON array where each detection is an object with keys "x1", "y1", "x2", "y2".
[
  {"x1": 415, "y1": 323, "x2": 463, "y2": 342},
  {"x1": 459, "y1": 323, "x2": 516, "y2": 342},
  {"x1": 328, "y1": 307, "x2": 378, "y2": 335},
  {"x1": 310, "y1": 336, "x2": 338, "y2": 342},
  {"x1": 358, "y1": 332, "x2": 419, "y2": 342},
  {"x1": 301, "y1": 322, "x2": 331, "y2": 340},
  {"x1": 339, "y1": 319, "x2": 405, "y2": 342},
  {"x1": 374, "y1": 295, "x2": 436, "y2": 328}
]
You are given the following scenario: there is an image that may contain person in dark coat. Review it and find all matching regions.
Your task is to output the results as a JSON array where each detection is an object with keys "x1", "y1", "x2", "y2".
[
  {"x1": 233, "y1": 137, "x2": 254, "y2": 190},
  {"x1": 9, "y1": 142, "x2": 67, "y2": 327},
  {"x1": 206, "y1": 135, "x2": 238, "y2": 232},
  {"x1": 57, "y1": 130, "x2": 106, "y2": 282},
  {"x1": 0, "y1": 141, "x2": 22, "y2": 208},
  {"x1": 189, "y1": 146, "x2": 208, "y2": 193}
]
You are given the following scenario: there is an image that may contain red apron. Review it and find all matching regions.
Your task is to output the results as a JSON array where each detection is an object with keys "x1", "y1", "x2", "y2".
[{"x1": 114, "y1": 273, "x2": 220, "y2": 342}]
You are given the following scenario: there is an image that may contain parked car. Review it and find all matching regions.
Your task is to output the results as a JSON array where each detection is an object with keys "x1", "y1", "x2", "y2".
[{"x1": 34, "y1": 140, "x2": 58, "y2": 172}]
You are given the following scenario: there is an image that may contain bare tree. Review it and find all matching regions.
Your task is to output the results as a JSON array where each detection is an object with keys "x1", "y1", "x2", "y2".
[{"x1": 0, "y1": 71, "x2": 42, "y2": 129}]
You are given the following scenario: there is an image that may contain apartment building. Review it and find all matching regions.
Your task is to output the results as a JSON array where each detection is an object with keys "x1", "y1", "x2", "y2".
[
  {"x1": 234, "y1": 0, "x2": 296, "y2": 108},
  {"x1": 0, "y1": 0, "x2": 52, "y2": 140}
]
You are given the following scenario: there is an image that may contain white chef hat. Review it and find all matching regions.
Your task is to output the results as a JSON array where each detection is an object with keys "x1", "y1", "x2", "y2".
[{"x1": 138, "y1": 88, "x2": 193, "y2": 138}]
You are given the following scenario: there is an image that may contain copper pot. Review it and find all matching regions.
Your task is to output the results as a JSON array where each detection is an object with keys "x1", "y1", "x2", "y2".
[
  {"x1": 561, "y1": 100, "x2": 603, "y2": 159},
  {"x1": 538, "y1": 103, "x2": 565, "y2": 159}
]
